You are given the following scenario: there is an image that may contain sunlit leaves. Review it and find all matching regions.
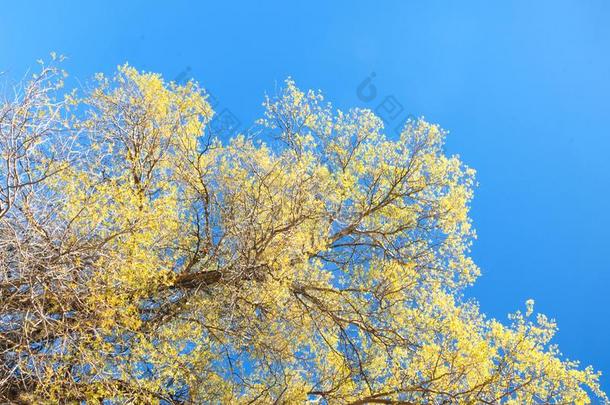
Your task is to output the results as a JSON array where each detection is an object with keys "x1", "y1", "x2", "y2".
[{"x1": 0, "y1": 68, "x2": 605, "y2": 404}]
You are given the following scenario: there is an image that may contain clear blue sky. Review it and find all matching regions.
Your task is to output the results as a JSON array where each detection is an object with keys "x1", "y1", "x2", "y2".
[{"x1": 2, "y1": 0, "x2": 609, "y2": 391}]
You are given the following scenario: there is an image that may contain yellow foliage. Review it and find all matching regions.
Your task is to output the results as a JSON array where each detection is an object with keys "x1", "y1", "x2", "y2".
[{"x1": 0, "y1": 67, "x2": 605, "y2": 404}]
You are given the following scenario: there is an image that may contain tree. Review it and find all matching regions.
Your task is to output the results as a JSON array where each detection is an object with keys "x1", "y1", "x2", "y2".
[{"x1": 0, "y1": 60, "x2": 606, "y2": 404}]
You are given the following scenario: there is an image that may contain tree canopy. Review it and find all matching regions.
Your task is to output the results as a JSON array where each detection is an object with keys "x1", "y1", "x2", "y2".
[{"x1": 0, "y1": 60, "x2": 606, "y2": 404}]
